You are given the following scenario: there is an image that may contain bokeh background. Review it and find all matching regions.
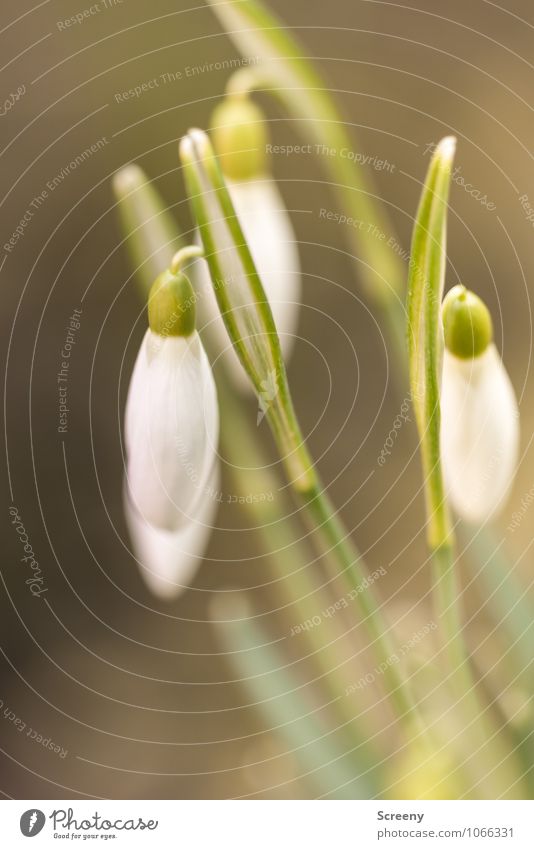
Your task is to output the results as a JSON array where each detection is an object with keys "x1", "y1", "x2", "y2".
[{"x1": 1, "y1": 0, "x2": 533, "y2": 799}]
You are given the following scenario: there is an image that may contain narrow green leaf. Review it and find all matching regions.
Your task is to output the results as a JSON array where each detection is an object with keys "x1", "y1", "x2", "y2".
[
  {"x1": 212, "y1": 592, "x2": 377, "y2": 798},
  {"x1": 111, "y1": 164, "x2": 182, "y2": 293},
  {"x1": 461, "y1": 523, "x2": 534, "y2": 690},
  {"x1": 179, "y1": 128, "x2": 316, "y2": 491},
  {"x1": 406, "y1": 136, "x2": 456, "y2": 549},
  {"x1": 179, "y1": 129, "x2": 283, "y2": 395},
  {"x1": 111, "y1": 159, "x2": 374, "y2": 744}
]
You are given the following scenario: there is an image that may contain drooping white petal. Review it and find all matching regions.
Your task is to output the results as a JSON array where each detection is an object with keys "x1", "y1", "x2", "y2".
[
  {"x1": 193, "y1": 175, "x2": 301, "y2": 390},
  {"x1": 440, "y1": 344, "x2": 519, "y2": 522},
  {"x1": 125, "y1": 329, "x2": 219, "y2": 531},
  {"x1": 124, "y1": 467, "x2": 220, "y2": 599}
]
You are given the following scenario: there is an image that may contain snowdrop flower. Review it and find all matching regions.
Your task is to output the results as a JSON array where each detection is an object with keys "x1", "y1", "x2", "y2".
[
  {"x1": 125, "y1": 252, "x2": 219, "y2": 533},
  {"x1": 440, "y1": 285, "x2": 519, "y2": 523},
  {"x1": 124, "y1": 467, "x2": 219, "y2": 600},
  {"x1": 192, "y1": 95, "x2": 301, "y2": 390}
]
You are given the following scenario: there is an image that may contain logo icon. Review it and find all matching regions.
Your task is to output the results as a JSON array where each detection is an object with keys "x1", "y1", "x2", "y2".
[{"x1": 20, "y1": 809, "x2": 46, "y2": 837}]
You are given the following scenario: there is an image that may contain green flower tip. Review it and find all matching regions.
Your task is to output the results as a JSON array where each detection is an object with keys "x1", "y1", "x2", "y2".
[
  {"x1": 437, "y1": 135, "x2": 456, "y2": 163},
  {"x1": 148, "y1": 268, "x2": 196, "y2": 337},
  {"x1": 442, "y1": 284, "x2": 493, "y2": 359},
  {"x1": 210, "y1": 95, "x2": 268, "y2": 181},
  {"x1": 179, "y1": 128, "x2": 209, "y2": 167},
  {"x1": 111, "y1": 163, "x2": 146, "y2": 198}
]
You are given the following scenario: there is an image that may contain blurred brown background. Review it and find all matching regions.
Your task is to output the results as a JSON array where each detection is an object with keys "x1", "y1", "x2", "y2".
[{"x1": 1, "y1": 0, "x2": 533, "y2": 799}]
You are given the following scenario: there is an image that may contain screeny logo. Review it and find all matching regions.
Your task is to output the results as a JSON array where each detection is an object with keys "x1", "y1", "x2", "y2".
[{"x1": 20, "y1": 809, "x2": 46, "y2": 837}]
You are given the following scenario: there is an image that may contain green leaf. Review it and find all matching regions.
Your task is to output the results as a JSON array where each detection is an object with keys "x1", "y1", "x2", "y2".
[
  {"x1": 179, "y1": 127, "x2": 315, "y2": 492},
  {"x1": 111, "y1": 164, "x2": 182, "y2": 293},
  {"x1": 212, "y1": 592, "x2": 378, "y2": 798},
  {"x1": 461, "y1": 523, "x2": 534, "y2": 691},
  {"x1": 406, "y1": 136, "x2": 456, "y2": 549},
  {"x1": 112, "y1": 162, "x2": 379, "y2": 746}
]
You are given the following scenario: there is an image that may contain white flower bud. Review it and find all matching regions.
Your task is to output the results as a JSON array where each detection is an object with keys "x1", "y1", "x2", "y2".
[
  {"x1": 193, "y1": 175, "x2": 301, "y2": 390},
  {"x1": 124, "y1": 468, "x2": 219, "y2": 599},
  {"x1": 440, "y1": 345, "x2": 519, "y2": 522},
  {"x1": 125, "y1": 329, "x2": 219, "y2": 531}
]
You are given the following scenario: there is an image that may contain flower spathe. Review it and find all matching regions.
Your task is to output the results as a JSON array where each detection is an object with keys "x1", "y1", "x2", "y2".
[
  {"x1": 124, "y1": 328, "x2": 219, "y2": 533},
  {"x1": 440, "y1": 344, "x2": 519, "y2": 523},
  {"x1": 193, "y1": 174, "x2": 301, "y2": 390}
]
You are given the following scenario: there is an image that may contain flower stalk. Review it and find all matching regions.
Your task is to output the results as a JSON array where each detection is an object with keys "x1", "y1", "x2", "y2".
[
  {"x1": 406, "y1": 137, "x2": 525, "y2": 797},
  {"x1": 204, "y1": 0, "x2": 407, "y2": 337},
  {"x1": 112, "y1": 162, "x2": 387, "y2": 767},
  {"x1": 180, "y1": 128, "x2": 315, "y2": 493},
  {"x1": 180, "y1": 128, "x2": 423, "y2": 729},
  {"x1": 192, "y1": 94, "x2": 301, "y2": 390},
  {"x1": 204, "y1": 2, "x2": 531, "y2": 720},
  {"x1": 406, "y1": 136, "x2": 476, "y2": 694}
]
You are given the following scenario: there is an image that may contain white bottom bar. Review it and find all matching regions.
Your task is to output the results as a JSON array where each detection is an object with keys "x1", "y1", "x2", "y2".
[{"x1": 1, "y1": 800, "x2": 533, "y2": 847}]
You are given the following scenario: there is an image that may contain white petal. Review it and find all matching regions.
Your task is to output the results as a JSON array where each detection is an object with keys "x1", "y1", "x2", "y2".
[
  {"x1": 192, "y1": 175, "x2": 301, "y2": 390},
  {"x1": 125, "y1": 330, "x2": 219, "y2": 531},
  {"x1": 125, "y1": 467, "x2": 220, "y2": 599},
  {"x1": 440, "y1": 345, "x2": 519, "y2": 522}
]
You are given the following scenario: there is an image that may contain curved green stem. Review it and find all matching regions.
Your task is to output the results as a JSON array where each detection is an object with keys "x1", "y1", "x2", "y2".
[
  {"x1": 181, "y1": 130, "x2": 424, "y2": 731},
  {"x1": 300, "y1": 483, "x2": 420, "y2": 725},
  {"x1": 407, "y1": 139, "x2": 525, "y2": 797},
  {"x1": 112, "y1": 162, "x2": 384, "y2": 756}
]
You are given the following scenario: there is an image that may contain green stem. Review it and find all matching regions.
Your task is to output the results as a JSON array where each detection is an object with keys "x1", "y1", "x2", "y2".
[
  {"x1": 460, "y1": 522, "x2": 534, "y2": 692},
  {"x1": 432, "y1": 544, "x2": 476, "y2": 702},
  {"x1": 213, "y1": 592, "x2": 378, "y2": 797},
  {"x1": 170, "y1": 244, "x2": 203, "y2": 273},
  {"x1": 432, "y1": 545, "x2": 525, "y2": 798},
  {"x1": 181, "y1": 129, "x2": 423, "y2": 732},
  {"x1": 217, "y1": 380, "x2": 382, "y2": 744},
  {"x1": 298, "y1": 480, "x2": 421, "y2": 728},
  {"x1": 111, "y1": 163, "x2": 383, "y2": 753},
  {"x1": 229, "y1": 68, "x2": 406, "y2": 308}
]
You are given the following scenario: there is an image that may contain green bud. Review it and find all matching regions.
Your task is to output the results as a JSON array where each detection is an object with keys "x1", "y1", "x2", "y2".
[
  {"x1": 442, "y1": 284, "x2": 493, "y2": 359},
  {"x1": 211, "y1": 95, "x2": 268, "y2": 181},
  {"x1": 148, "y1": 268, "x2": 196, "y2": 337}
]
